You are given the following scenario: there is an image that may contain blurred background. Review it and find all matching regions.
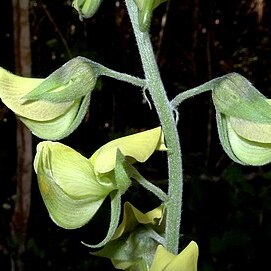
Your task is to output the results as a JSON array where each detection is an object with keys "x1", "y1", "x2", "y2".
[{"x1": 1, "y1": 0, "x2": 271, "y2": 270}]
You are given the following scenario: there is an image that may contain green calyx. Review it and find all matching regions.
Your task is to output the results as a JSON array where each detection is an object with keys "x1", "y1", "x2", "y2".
[
  {"x1": 23, "y1": 57, "x2": 98, "y2": 103},
  {"x1": 212, "y1": 72, "x2": 271, "y2": 124}
]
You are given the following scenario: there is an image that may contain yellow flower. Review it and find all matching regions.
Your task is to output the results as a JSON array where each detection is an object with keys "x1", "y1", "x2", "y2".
[
  {"x1": 149, "y1": 241, "x2": 199, "y2": 271},
  {"x1": 0, "y1": 57, "x2": 97, "y2": 140},
  {"x1": 34, "y1": 127, "x2": 165, "y2": 229}
]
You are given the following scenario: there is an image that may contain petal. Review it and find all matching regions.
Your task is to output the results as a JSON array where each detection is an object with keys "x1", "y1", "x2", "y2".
[
  {"x1": 37, "y1": 171, "x2": 104, "y2": 229},
  {"x1": 112, "y1": 201, "x2": 163, "y2": 240},
  {"x1": 215, "y1": 113, "x2": 245, "y2": 165},
  {"x1": 90, "y1": 127, "x2": 164, "y2": 174},
  {"x1": 227, "y1": 119, "x2": 271, "y2": 165},
  {"x1": 230, "y1": 99, "x2": 271, "y2": 143},
  {"x1": 150, "y1": 241, "x2": 199, "y2": 271},
  {"x1": 19, "y1": 94, "x2": 90, "y2": 140},
  {"x1": 0, "y1": 67, "x2": 73, "y2": 121},
  {"x1": 34, "y1": 141, "x2": 114, "y2": 199},
  {"x1": 230, "y1": 117, "x2": 271, "y2": 143}
]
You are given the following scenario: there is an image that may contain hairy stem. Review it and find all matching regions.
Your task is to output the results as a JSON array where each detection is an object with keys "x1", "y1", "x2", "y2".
[
  {"x1": 79, "y1": 56, "x2": 146, "y2": 88},
  {"x1": 171, "y1": 78, "x2": 219, "y2": 108},
  {"x1": 125, "y1": 0, "x2": 183, "y2": 254},
  {"x1": 129, "y1": 166, "x2": 168, "y2": 202}
]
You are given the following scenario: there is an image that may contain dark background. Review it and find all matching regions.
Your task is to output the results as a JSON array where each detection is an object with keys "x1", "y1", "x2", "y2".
[{"x1": 1, "y1": 0, "x2": 271, "y2": 270}]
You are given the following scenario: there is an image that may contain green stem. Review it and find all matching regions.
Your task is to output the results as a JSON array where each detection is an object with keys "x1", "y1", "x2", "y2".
[
  {"x1": 129, "y1": 165, "x2": 168, "y2": 202},
  {"x1": 79, "y1": 56, "x2": 146, "y2": 88},
  {"x1": 125, "y1": 0, "x2": 183, "y2": 254},
  {"x1": 171, "y1": 78, "x2": 219, "y2": 108}
]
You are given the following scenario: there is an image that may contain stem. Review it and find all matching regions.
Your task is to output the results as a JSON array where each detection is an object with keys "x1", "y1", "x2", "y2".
[
  {"x1": 129, "y1": 166, "x2": 168, "y2": 202},
  {"x1": 171, "y1": 78, "x2": 219, "y2": 108},
  {"x1": 125, "y1": 0, "x2": 183, "y2": 254},
  {"x1": 79, "y1": 56, "x2": 146, "y2": 88}
]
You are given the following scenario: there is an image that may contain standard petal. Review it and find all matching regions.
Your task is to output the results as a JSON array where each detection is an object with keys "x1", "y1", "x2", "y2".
[
  {"x1": 0, "y1": 67, "x2": 73, "y2": 121},
  {"x1": 35, "y1": 141, "x2": 114, "y2": 200},
  {"x1": 90, "y1": 127, "x2": 164, "y2": 174},
  {"x1": 227, "y1": 120, "x2": 271, "y2": 165}
]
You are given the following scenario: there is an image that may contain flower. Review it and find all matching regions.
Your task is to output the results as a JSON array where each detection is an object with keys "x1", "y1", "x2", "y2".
[
  {"x1": 212, "y1": 72, "x2": 271, "y2": 165},
  {"x1": 93, "y1": 201, "x2": 165, "y2": 270},
  {"x1": 34, "y1": 127, "x2": 165, "y2": 229},
  {"x1": 149, "y1": 241, "x2": 199, "y2": 271},
  {"x1": 133, "y1": 0, "x2": 168, "y2": 32},
  {"x1": 0, "y1": 57, "x2": 97, "y2": 140}
]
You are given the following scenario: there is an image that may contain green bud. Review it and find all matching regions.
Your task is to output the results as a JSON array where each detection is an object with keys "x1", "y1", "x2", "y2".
[
  {"x1": 133, "y1": 0, "x2": 167, "y2": 32},
  {"x1": 0, "y1": 57, "x2": 98, "y2": 140},
  {"x1": 72, "y1": 0, "x2": 103, "y2": 20},
  {"x1": 213, "y1": 73, "x2": 271, "y2": 165}
]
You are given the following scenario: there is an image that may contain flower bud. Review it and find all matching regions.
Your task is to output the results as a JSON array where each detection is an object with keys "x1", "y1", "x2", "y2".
[
  {"x1": 133, "y1": 0, "x2": 167, "y2": 32},
  {"x1": 212, "y1": 73, "x2": 271, "y2": 165},
  {"x1": 72, "y1": 0, "x2": 103, "y2": 20},
  {"x1": 0, "y1": 57, "x2": 98, "y2": 140}
]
